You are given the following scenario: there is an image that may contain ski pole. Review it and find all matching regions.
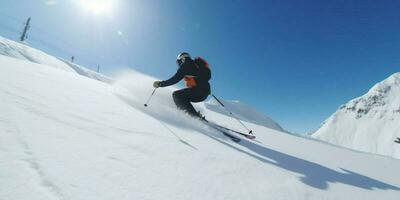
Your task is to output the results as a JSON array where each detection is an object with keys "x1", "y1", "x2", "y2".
[
  {"x1": 211, "y1": 94, "x2": 253, "y2": 135},
  {"x1": 144, "y1": 88, "x2": 157, "y2": 107}
]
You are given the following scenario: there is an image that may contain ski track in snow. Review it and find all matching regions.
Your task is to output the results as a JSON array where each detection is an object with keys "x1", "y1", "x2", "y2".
[
  {"x1": 16, "y1": 100, "x2": 158, "y2": 158},
  {"x1": 0, "y1": 115, "x2": 64, "y2": 200},
  {"x1": 17, "y1": 136, "x2": 65, "y2": 200}
]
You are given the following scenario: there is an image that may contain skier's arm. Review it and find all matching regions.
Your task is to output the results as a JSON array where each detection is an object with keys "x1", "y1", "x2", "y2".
[{"x1": 159, "y1": 68, "x2": 184, "y2": 87}]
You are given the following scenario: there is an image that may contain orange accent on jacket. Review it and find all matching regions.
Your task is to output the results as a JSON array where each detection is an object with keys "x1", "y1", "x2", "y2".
[{"x1": 184, "y1": 75, "x2": 197, "y2": 88}]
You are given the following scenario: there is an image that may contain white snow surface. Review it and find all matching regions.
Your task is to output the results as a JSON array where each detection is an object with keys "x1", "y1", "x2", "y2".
[
  {"x1": 0, "y1": 36, "x2": 74, "y2": 72},
  {"x1": 0, "y1": 37, "x2": 400, "y2": 199},
  {"x1": 312, "y1": 73, "x2": 400, "y2": 159}
]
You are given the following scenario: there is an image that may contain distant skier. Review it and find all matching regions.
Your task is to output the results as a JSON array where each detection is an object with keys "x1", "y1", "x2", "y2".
[
  {"x1": 153, "y1": 52, "x2": 211, "y2": 118},
  {"x1": 395, "y1": 137, "x2": 400, "y2": 144}
]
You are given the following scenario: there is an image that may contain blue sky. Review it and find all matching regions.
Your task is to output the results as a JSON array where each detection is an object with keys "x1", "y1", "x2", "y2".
[{"x1": 1, "y1": 0, "x2": 400, "y2": 133}]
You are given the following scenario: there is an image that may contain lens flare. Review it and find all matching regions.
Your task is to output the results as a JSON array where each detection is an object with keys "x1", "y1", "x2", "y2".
[{"x1": 78, "y1": 0, "x2": 114, "y2": 15}]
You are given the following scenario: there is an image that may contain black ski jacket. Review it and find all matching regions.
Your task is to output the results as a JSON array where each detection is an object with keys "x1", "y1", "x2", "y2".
[{"x1": 159, "y1": 59, "x2": 211, "y2": 93}]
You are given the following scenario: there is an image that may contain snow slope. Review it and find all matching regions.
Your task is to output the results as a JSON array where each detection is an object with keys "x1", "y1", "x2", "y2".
[
  {"x1": 0, "y1": 36, "x2": 281, "y2": 131},
  {"x1": 312, "y1": 73, "x2": 400, "y2": 159},
  {"x1": 0, "y1": 36, "x2": 112, "y2": 84},
  {"x1": 0, "y1": 36, "x2": 74, "y2": 72},
  {"x1": 1, "y1": 44, "x2": 400, "y2": 199}
]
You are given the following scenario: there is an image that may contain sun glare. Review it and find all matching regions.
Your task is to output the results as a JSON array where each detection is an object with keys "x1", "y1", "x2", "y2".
[{"x1": 78, "y1": 0, "x2": 114, "y2": 15}]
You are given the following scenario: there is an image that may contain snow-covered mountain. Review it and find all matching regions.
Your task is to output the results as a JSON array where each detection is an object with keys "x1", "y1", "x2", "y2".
[
  {"x1": 312, "y1": 73, "x2": 400, "y2": 159},
  {"x1": 1, "y1": 36, "x2": 400, "y2": 199}
]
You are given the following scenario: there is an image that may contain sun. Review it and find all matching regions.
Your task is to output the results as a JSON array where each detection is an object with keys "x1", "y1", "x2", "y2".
[{"x1": 78, "y1": 0, "x2": 114, "y2": 15}]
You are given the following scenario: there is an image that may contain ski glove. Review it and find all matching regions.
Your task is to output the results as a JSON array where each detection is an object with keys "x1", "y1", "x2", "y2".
[{"x1": 153, "y1": 81, "x2": 161, "y2": 88}]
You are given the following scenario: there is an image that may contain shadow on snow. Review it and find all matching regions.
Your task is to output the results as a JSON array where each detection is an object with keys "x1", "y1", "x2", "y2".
[
  {"x1": 116, "y1": 93, "x2": 400, "y2": 191},
  {"x1": 207, "y1": 133, "x2": 400, "y2": 191}
]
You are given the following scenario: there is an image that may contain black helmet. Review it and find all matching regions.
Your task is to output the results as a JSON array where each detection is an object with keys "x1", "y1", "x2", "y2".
[{"x1": 176, "y1": 52, "x2": 191, "y2": 66}]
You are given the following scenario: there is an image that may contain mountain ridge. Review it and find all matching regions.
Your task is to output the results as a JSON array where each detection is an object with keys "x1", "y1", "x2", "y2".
[{"x1": 312, "y1": 72, "x2": 400, "y2": 158}]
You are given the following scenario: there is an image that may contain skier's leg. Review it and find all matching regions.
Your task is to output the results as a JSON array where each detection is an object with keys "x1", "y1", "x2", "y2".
[
  {"x1": 188, "y1": 87, "x2": 210, "y2": 119},
  {"x1": 172, "y1": 88, "x2": 199, "y2": 117},
  {"x1": 172, "y1": 87, "x2": 210, "y2": 118}
]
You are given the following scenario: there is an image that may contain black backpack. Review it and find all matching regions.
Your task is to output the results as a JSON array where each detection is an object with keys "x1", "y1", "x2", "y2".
[{"x1": 194, "y1": 57, "x2": 211, "y2": 81}]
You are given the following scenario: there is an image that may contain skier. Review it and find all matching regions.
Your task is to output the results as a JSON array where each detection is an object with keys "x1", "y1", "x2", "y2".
[{"x1": 153, "y1": 52, "x2": 211, "y2": 118}]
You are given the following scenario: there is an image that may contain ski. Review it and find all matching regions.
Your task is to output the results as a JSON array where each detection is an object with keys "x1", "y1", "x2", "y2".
[
  {"x1": 202, "y1": 120, "x2": 241, "y2": 142},
  {"x1": 206, "y1": 121, "x2": 256, "y2": 140},
  {"x1": 202, "y1": 119, "x2": 256, "y2": 141},
  {"x1": 221, "y1": 131, "x2": 242, "y2": 143}
]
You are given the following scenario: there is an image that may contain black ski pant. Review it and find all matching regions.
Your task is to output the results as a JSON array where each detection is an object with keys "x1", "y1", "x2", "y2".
[{"x1": 172, "y1": 87, "x2": 209, "y2": 117}]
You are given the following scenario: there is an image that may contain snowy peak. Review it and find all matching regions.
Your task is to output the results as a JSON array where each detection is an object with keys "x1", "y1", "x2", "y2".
[
  {"x1": 313, "y1": 72, "x2": 400, "y2": 159},
  {"x1": 369, "y1": 72, "x2": 400, "y2": 93},
  {"x1": 338, "y1": 72, "x2": 400, "y2": 119}
]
